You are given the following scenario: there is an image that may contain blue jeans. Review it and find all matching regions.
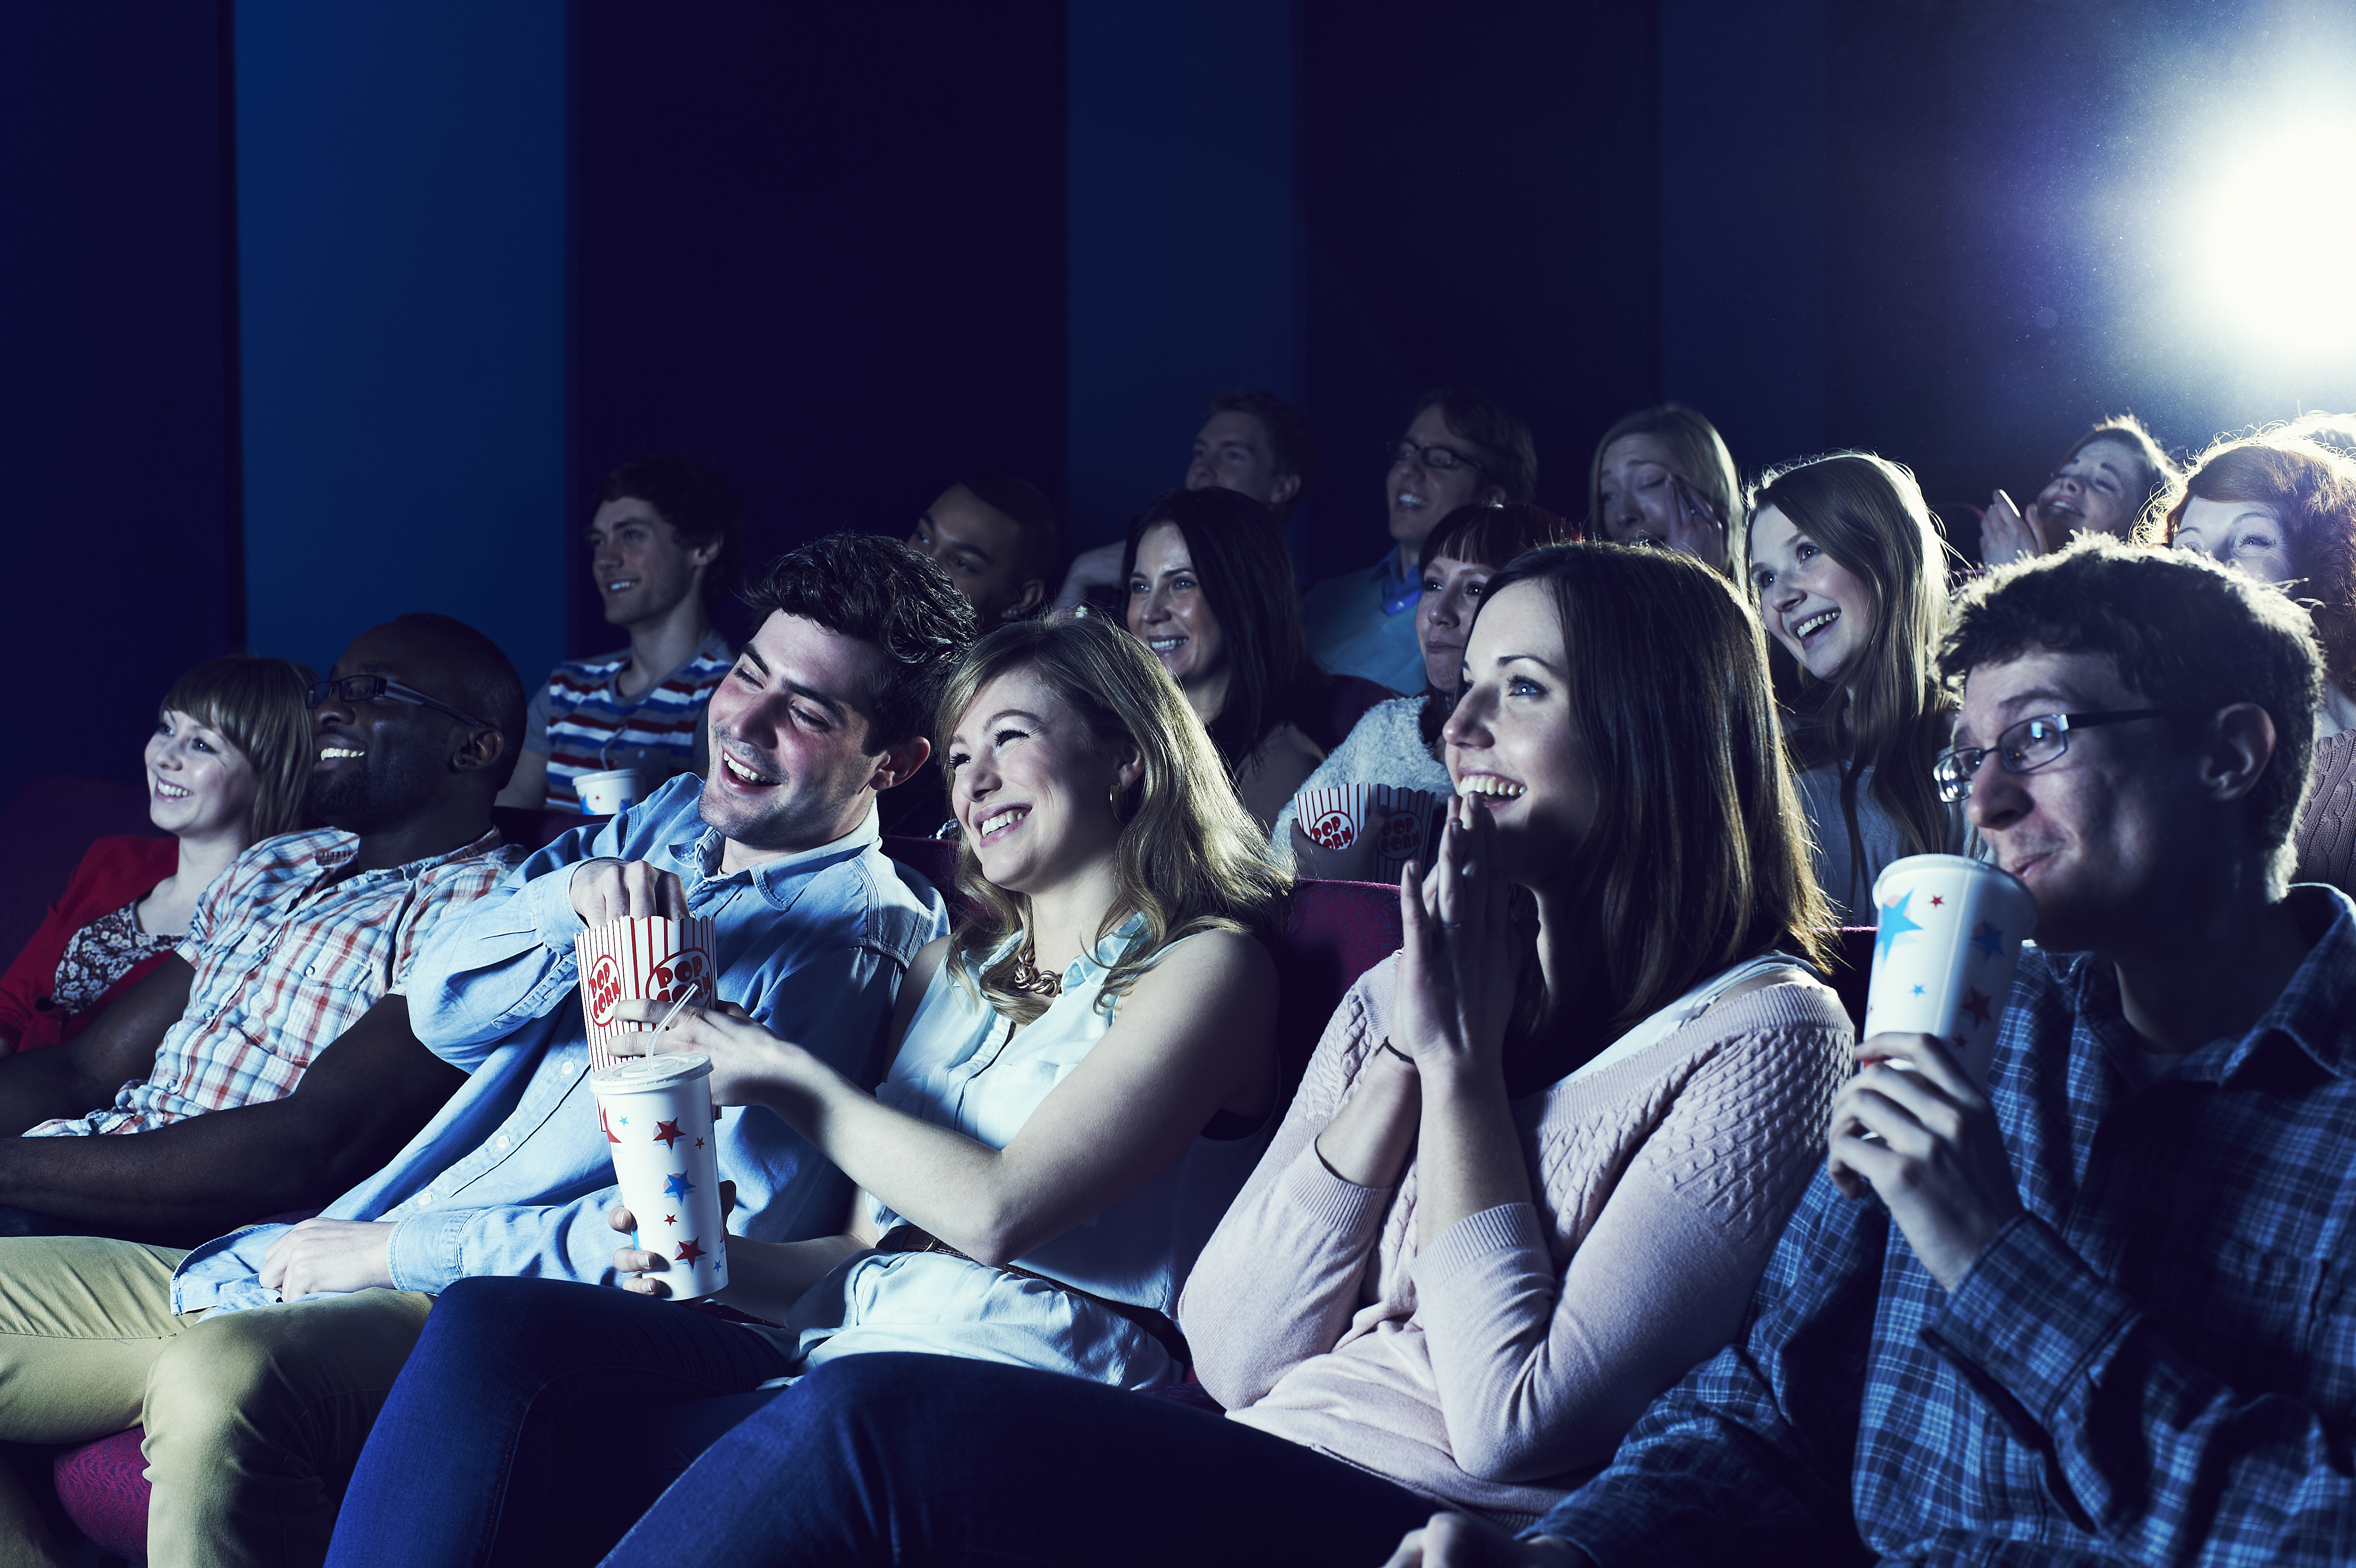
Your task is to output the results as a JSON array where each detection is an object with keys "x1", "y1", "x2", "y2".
[
  {"x1": 600, "y1": 1351, "x2": 1439, "y2": 1567},
  {"x1": 322, "y1": 1276, "x2": 788, "y2": 1568}
]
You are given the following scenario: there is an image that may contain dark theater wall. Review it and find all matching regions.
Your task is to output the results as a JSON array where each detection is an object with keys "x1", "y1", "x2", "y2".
[
  {"x1": 3, "y1": 4, "x2": 240, "y2": 810},
  {"x1": 571, "y1": 2, "x2": 1069, "y2": 657},
  {"x1": 1298, "y1": 0, "x2": 1663, "y2": 580}
]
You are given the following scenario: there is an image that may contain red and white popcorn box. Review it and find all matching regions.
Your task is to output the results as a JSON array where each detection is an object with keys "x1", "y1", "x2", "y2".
[
  {"x1": 591, "y1": 1052, "x2": 729, "y2": 1298},
  {"x1": 1292, "y1": 784, "x2": 1445, "y2": 882},
  {"x1": 574, "y1": 914, "x2": 715, "y2": 1073},
  {"x1": 1863, "y1": 854, "x2": 2039, "y2": 1086}
]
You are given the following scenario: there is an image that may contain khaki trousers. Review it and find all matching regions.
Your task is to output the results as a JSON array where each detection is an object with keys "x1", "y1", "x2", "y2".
[{"x1": 0, "y1": 1236, "x2": 432, "y2": 1568}]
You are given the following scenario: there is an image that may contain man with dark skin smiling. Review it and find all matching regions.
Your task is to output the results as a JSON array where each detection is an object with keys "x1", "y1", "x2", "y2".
[
  {"x1": 0, "y1": 614, "x2": 523, "y2": 1244},
  {"x1": 1388, "y1": 540, "x2": 2356, "y2": 1567},
  {"x1": 0, "y1": 537, "x2": 977, "y2": 1568},
  {"x1": 907, "y1": 474, "x2": 1060, "y2": 629}
]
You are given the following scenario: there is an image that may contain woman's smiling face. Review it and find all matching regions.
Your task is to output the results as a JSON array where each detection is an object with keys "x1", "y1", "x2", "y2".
[
  {"x1": 1441, "y1": 578, "x2": 1595, "y2": 883},
  {"x1": 945, "y1": 666, "x2": 1137, "y2": 895},
  {"x1": 1748, "y1": 504, "x2": 1874, "y2": 684},
  {"x1": 1126, "y1": 522, "x2": 1228, "y2": 699}
]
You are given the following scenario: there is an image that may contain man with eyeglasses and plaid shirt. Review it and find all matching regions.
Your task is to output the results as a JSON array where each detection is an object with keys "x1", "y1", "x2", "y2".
[
  {"x1": 1389, "y1": 538, "x2": 2356, "y2": 1567},
  {"x1": 0, "y1": 614, "x2": 524, "y2": 1241}
]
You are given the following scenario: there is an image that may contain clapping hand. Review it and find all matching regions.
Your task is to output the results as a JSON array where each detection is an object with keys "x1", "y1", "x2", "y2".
[
  {"x1": 1391, "y1": 794, "x2": 1514, "y2": 1082},
  {"x1": 1975, "y1": 489, "x2": 2044, "y2": 567}
]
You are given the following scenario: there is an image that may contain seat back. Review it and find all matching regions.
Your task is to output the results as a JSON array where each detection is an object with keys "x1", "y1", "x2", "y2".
[
  {"x1": 0, "y1": 774, "x2": 164, "y2": 967},
  {"x1": 1824, "y1": 927, "x2": 1874, "y2": 1034},
  {"x1": 1267, "y1": 879, "x2": 1403, "y2": 1089},
  {"x1": 881, "y1": 834, "x2": 976, "y2": 925},
  {"x1": 489, "y1": 806, "x2": 611, "y2": 853}
]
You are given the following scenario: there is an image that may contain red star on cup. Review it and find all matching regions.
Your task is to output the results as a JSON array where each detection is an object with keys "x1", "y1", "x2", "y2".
[
  {"x1": 675, "y1": 1237, "x2": 707, "y2": 1265},
  {"x1": 1960, "y1": 988, "x2": 1993, "y2": 1025},
  {"x1": 694, "y1": 1137, "x2": 705, "y2": 1149},
  {"x1": 653, "y1": 1118, "x2": 685, "y2": 1149},
  {"x1": 664, "y1": 1215, "x2": 676, "y2": 1225},
  {"x1": 1930, "y1": 895, "x2": 1945, "y2": 906}
]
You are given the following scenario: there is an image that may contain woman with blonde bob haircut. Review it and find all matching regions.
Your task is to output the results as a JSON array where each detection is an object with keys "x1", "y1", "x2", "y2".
[
  {"x1": 500, "y1": 545, "x2": 1857, "y2": 1568},
  {"x1": 324, "y1": 615, "x2": 1287, "y2": 1567},
  {"x1": 1741, "y1": 452, "x2": 1962, "y2": 922}
]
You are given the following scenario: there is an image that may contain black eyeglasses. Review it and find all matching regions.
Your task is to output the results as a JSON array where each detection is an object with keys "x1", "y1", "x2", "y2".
[
  {"x1": 307, "y1": 675, "x2": 494, "y2": 731},
  {"x1": 1383, "y1": 437, "x2": 1491, "y2": 477},
  {"x1": 1933, "y1": 709, "x2": 2171, "y2": 803}
]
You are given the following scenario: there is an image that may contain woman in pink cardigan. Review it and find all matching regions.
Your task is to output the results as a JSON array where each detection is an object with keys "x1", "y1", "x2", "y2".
[{"x1": 514, "y1": 542, "x2": 1857, "y2": 1566}]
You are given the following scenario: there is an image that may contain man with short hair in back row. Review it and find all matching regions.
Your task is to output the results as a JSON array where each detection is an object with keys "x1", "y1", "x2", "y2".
[
  {"x1": 0, "y1": 536, "x2": 978, "y2": 1568},
  {"x1": 1051, "y1": 387, "x2": 1317, "y2": 612},
  {"x1": 501, "y1": 453, "x2": 749, "y2": 815},
  {"x1": 1391, "y1": 539, "x2": 2356, "y2": 1567}
]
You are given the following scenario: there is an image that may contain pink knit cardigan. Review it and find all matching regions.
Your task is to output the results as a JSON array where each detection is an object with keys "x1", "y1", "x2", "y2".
[{"x1": 1180, "y1": 953, "x2": 1853, "y2": 1527}]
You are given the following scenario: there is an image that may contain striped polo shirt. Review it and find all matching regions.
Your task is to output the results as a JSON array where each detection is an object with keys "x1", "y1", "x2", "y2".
[{"x1": 525, "y1": 630, "x2": 735, "y2": 813}]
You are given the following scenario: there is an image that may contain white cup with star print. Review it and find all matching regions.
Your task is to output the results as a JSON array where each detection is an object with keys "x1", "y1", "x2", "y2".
[
  {"x1": 591, "y1": 1052, "x2": 729, "y2": 1298},
  {"x1": 1863, "y1": 854, "x2": 2038, "y2": 1087}
]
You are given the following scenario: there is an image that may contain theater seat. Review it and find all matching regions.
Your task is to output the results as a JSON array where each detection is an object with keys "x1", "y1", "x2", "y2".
[
  {"x1": 1266, "y1": 878, "x2": 1403, "y2": 1092},
  {"x1": 489, "y1": 806, "x2": 611, "y2": 852},
  {"x1": 53, "y1": 1211, "x2": 321, "y2": 1556},
  {"x1": 0, "y1": 773, "x2": 164, "y2": 968},
  {"x1": 1310, "y1": 676, "x2": 1398, "y2": 755},
  {"x1": 1827, "y1": 927, "x2": 1874, "y2": 1034},
  {"x1": 881, "y1": 835, "x2": 973, "y2": 923}
]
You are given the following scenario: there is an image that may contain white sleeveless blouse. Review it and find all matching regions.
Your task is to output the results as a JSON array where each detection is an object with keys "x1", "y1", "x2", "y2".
[{"x1": 757, "y1": 914, "x2": 1273, "y2": 1389}]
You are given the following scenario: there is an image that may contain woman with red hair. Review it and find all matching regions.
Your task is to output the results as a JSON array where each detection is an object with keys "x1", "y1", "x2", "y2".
[{"x1": 2162, "y1": 432, "x2": 2356, "y2": 893}]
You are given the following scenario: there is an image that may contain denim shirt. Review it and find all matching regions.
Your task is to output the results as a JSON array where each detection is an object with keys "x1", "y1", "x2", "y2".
[{"x1": 172, "y1": 773, "x2": 946, "y2": 1314}]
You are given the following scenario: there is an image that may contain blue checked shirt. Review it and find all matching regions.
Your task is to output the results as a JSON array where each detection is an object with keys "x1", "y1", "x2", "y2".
[
  {"x1": 171, "y1": 773, "x2": 946, "y2": 1313},
  {"x1": 1537, "y1": 884, "x2": 2356, "y2": 1567}
]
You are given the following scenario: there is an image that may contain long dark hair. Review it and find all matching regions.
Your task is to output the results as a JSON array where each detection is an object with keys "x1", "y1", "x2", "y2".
[
  {"x1": 1734, "y1": 453, "x2": 1954, "y2": 913},
  {"x1": 1122, "y1": 488, "x2": 1321, "y2": 769},
  {"x1": 1474, "y1": 543, "x2": 1832, "y2": 1039}
]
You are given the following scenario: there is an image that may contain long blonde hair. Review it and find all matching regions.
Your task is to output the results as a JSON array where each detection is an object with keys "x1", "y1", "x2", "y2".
[
  {"x1": 938, "y1": 616, "x2": 1287, "y2": 1024},
  {"x1": 1736, "y1": 453, "x2": 1956, "y2": 912}
]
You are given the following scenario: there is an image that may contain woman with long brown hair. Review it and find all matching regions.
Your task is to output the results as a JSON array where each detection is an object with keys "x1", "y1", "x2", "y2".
[
  {"x1": 478, "y1": 543, "x2": 1855, "y2": 1568},
  {"x1": 1741, "y1": 452, "x2": 1964, "y2": 922}
]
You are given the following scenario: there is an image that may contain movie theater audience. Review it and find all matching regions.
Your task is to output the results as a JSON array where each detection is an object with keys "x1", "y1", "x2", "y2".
[
  {"x1": 323, "y1": 611, "x2": 1286, "y2": 1567},
  {"x1": 1275, "y1": 502, "x2": 1572, "y2": 874},
  {"x1": 1302, "y1": 386, "x2": 1536, "y2": 696},
  {"x1": 1125, "y1": 486, "x2": 1328, "y2": 832},
  {"x1": 1587, "y1": 404, "x2": 1739, "y2": 572},
  {"x1": 500, "y1": 453, "x2": 745, "y2": 813},
  {"x1": 1053, "y1": 388, "x2": 1315, "y2": 613},
  {"x1": 0, "y1": 656, "x2": 311, "y2": 1058},
  {"x1": 0, "y1": 537, "x2": 972, "y2": 1568},
  {"x1": 2159, "y1": 433, "x2": 2356, "y2": 896},
  {"x1": 1975, "y1": 414, "x2": 2175, "y2": 566},
  {"x1": 1444, "y1": 538, "x2": 2356, "y2": 1568},
  {"x1": 1743, "y1": 453, "x2": 1963, "y2": 922},
  {"x1": 364, "y1": 542, "x2": 1857, "y2": 1568},
  {"x1": 907, "y1": 473, "x2": 1062, "y2": 627}
]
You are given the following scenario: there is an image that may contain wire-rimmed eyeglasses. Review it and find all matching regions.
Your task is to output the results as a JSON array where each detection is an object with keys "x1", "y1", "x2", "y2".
[
  {"x1": 1383, "y1": 437, "x2": 1491, "y2": 477},
  {"x1": 307, "y1": 675, "x2": 495, "y2": 731},
  {"x1": 1933, "y1": 709, "x2": 2171, "y2": 803}
]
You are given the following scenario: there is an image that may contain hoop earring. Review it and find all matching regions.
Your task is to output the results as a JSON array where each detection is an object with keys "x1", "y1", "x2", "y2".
[{"x1": 1109, "y1": 778, "x2": 1132, "y2": 824}]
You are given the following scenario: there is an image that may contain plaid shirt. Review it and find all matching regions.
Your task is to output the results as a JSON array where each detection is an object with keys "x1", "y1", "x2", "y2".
[
  {"x1": 27, "y1": 826, "x2": 518, "y2": 1138},
  {"x1": 1539, "y1": 884, "x2": 2356, "y2": 1567}
]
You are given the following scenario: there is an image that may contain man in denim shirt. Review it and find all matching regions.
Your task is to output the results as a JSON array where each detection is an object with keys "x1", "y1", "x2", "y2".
[
  {"x1": 0, "y1": 535, "x2": 976, "y2": 1568},
  {"x1": 1388, "y1": 541, "x2": 2356, "y2": 1566}
]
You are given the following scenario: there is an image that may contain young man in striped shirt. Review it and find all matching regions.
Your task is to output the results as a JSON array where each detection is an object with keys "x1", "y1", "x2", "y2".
[{"x1": 499, "y1": 454, "x2": 748, "y2": 814}]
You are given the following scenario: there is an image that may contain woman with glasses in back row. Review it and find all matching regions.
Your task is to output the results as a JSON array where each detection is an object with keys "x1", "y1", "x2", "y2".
[{"x1": 1300, "y1": 387, "x2": 1538, "y2": 699}]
